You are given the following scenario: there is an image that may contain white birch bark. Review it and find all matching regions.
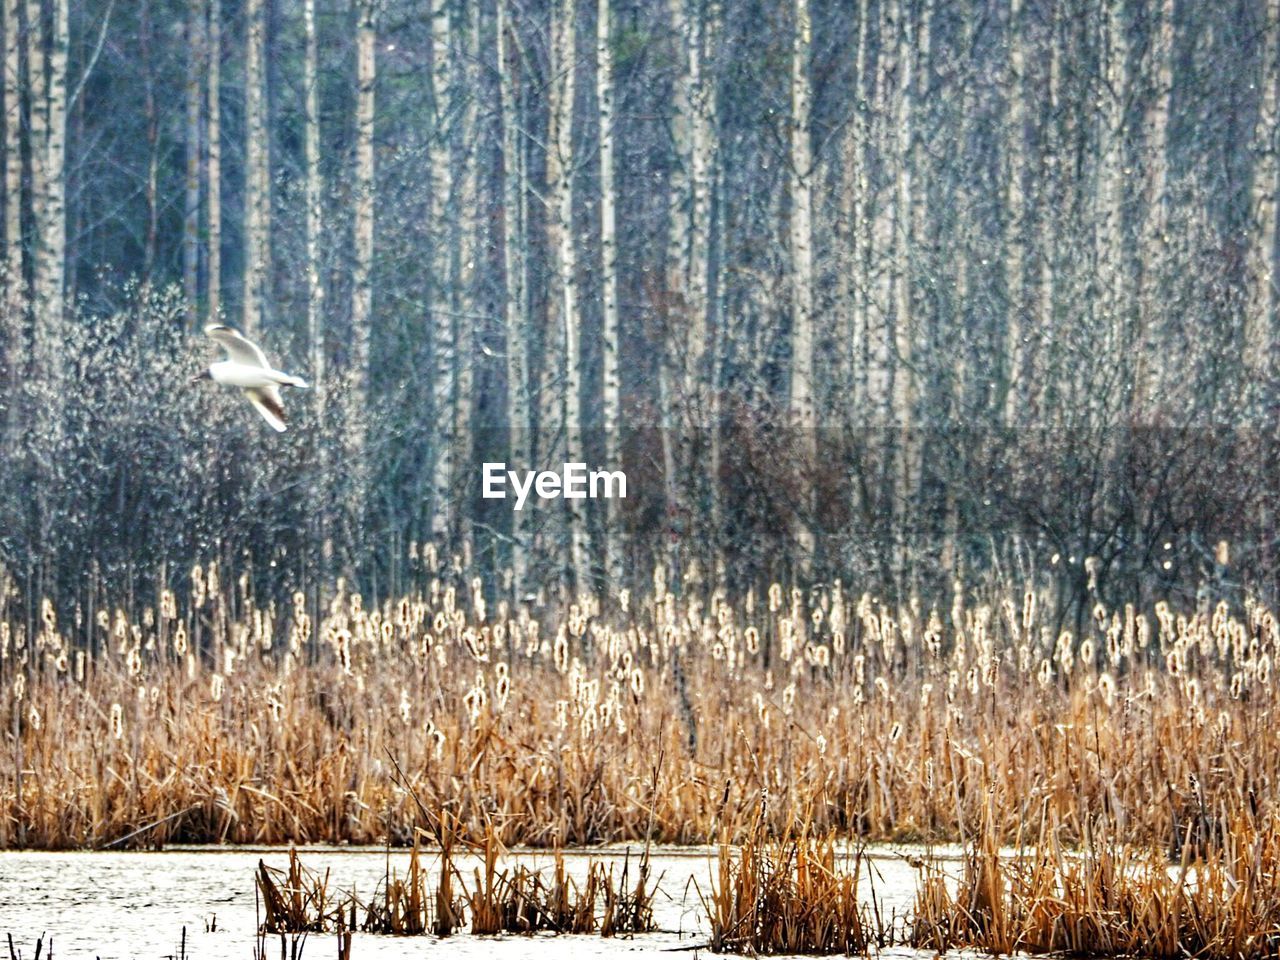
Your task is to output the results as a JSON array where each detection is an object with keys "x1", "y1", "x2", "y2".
[
  {"x1": 1033, "y1": 0, "x2": 1061, "y2": 418},
  {"x1": 429, "y1": 0, "x2": 454, "y2": 543},
  {"x1": 350, "y1": 0, "x2": 375, "y2": 440},
  {"x1": 868, "y1": 0, "x2": 895, "y2": 415},
  {"x1": 789, "y1": 0, "x2": 816, "y2": 571},
  {"x1": 304, "y1": 0, "x2": 323, "y2": 392},
  {"x1": 687, "y1": 4, "x2": 715, "y2": 393},
  {"x1": 44, "y1": 0, "x2": 66, "y2": 332},
  {"x1": 551, "y1": 0, "x2": 589, "y2": 592},
  {"x1": 242, "y1": 0, "x2": 268, "y2": 335},
  {"x1": 3, "y1": 0, "x2": 22, "y2": 330},
  {"x1": 184, "y1": 0, "x2": 205, "y2": 327},
  {"x1": 597, "y1": 0, "x2": 622, "y2": 587},
  {"x1": 206, "y1": 0, "x2": 221, "y2": 322},
  {"x1": 1096, "y1": 0, "x2": 1128, "y2": 360},
  {"x1": 25, "y1": 0, "x2": 47, "y2": 334},
  {"x1": 1247, "y1": 0, "x2": 1279, "y2": 381},
  {"x1": 498, "y1": 0, "x2": 529, "y2": 594},
  {"x1": 454, "y1": 1, "x2": 477, "y2": 522},
  {"x1": 1137, "y1": 0, "x2": 1173, "y2": 412},
  {"x1": 844, "y1": 0, "x2": 870, "y2": 416},
  {"x1": 660, "y1": 0, "x2": 690, "y2": 584},
  {"x1": 1003, "y1": 0, "x2": 1026, "y2": 426}
]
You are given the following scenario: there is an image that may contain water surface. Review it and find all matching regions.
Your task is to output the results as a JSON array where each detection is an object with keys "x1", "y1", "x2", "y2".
[{"x1": 0, "y1": 845, "x2": 931, "y2": 959}]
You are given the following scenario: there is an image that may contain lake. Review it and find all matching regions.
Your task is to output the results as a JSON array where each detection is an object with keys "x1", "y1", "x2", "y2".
[{"x1": 0, "y1": 845, "x2": 934, "y2": 959}]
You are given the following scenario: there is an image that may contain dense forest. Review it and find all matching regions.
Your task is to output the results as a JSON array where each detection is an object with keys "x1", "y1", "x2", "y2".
[{"x1": 0, "y1": 0, "x2": 1277, "y2": 623}]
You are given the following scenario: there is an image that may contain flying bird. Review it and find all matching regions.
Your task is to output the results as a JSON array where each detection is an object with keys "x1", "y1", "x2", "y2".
[{"x1": 193, "y1": 324, "x2": 309, "y2": 432}]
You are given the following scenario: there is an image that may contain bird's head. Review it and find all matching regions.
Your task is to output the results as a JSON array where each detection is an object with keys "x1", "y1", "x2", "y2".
[
  {"x1": 190, "y1": 368, "x2": 213, "y2": 384},
  {"x1": 204, "y1": 322, "x2": 237, "y2": 336}
]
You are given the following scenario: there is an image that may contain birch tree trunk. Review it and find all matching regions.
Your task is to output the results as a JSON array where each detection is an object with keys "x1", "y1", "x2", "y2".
[
  {"x1": 1137, "y1": 0, "x2": 1173, "y2": 414},
  {"x1": 206, "y1": 0, "x2": 222, "y2": 322},
  {"x1": 429, "y1": 0, "x2": 453, "y2": 544},
  {"x1": 242, "y1": 0, "x2": 269, "y2": 335},
  {"x1": 1096, "y1": 0, "x2": 1128, "y2": 363},
  {"x1": 891, "y1": 0, "x2": 916, "y2": 586},
  {"x1": 551, "y1": 0, "x2": 589, "y2": 593},
  {"x1": 687, "y1": 5, "x2": 715, "y2": 391},
  {"x1": 350, "y1": 0, "x2": 375, "y2": 452},
  {"x1": 1003, "y1": 0, "x2": 1026, "y2": 426},
  {"x1": 498, "y1": 0, "x2": 529, "y2": 594},
  {"x1": 304, "y1": 0, "x2": 323, "y2": 391},
  {"x1": 789, "y1": 0, "x2": 816, "y2": 574},
  {"x1": 660, "y1": 0, "x2": 691, "y2": 587},
  {"x1": 453, "y1": 0, "x2": 477, "y2": 534},
  {"x1": 25, "y1": 0, "x2": 47, "y2": 324},
  {"x1": 868, "y1": 0, "x2": 895, "y2": 418},
  {"x1": 43, "y1": 0, "x2": 65, "y2": 332},
  {"x1": 3, "y1": 0, "x2": 22, "y2": 335},
  {"x1": 844, "y1": 0, "x2": 870, "y2": 418},
  {"x1": 184, "y1": 0, "x2": 205, "y2": 327},
  {"x1": 140, "y1": 0, "x2": 158, "y2": 281},
  {"x1": 1033, "y1": 0, "x2": 1061, "y2": 418},
  {"x1": 597, "y1": 0, "x2": 622, "y2": 588},
  {"x1": 27, "y1": 0, "x2": 67, "y2": 387},
  {"x1": 1247, "y1": 0, "x2": 1279, "y2": 383}
]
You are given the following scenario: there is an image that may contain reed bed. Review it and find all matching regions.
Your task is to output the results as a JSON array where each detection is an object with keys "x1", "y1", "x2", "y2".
[
  {"x1": 1, "y1": 554, "x2": 1278, "y2": 854},
  {"x1": 909, "y1": 797, "x2": 1280, "y2": 960},
  {"x1": 251, "y1": 827, "x2": 655, "y2": 939},
  {"x1": 703, "y1": 814, "x2": 885, "y2": 954}
]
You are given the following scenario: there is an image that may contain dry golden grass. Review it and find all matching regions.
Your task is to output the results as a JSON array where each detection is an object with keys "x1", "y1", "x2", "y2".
[
  {"x1": 249, "y1": 823, "x2": 654, "y2": 940},
  {"x1": 703, "y1": 810, "x2": 884, "y2": 954},
  {"x1": 909, "y1": 795, "x2": 1280, "y2": 960},
  {"x1": 0, "y1": 557, "x2": 1277, "y2": 856}
]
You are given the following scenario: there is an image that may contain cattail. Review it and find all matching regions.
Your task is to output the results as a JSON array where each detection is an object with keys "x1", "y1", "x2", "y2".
[
  {"x1": 782, "y1": 681, "x2": 796, "y2": 713},
  {"x1": 1098, "y1": 672, "x2": 1116, "y2": 707},
  {"x1": 1183, "y1": 676, "x2": 1201, "y2": 707},
  {"x1": 495, "y1": 663, "x2": 511, "y2": 712},
  {"x1": 553, "y1": 626, "x2": 569, "y2": 673},
  {"x1": 399, "y1": 688, "x2": 412, "y2": 725},
  {"x1": 1230, "y1": 671, "x2": 1245, "y2": 699},
  {"x1": 110, "y1": 702, "x2": 124, "y2": 739},
  {"x1": 210, "y1": 673, "x2": 224, "y2": 702},
  {"x1": 1037, "y1": 659, "x2": 1052, "y2": 688},
  {"x1": 875, "y1": 676, "x2": 892, "y2": 701}
]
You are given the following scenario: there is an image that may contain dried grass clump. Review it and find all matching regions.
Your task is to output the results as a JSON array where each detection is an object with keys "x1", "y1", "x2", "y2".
[
  {"x1": 252, "y1": 825, "x2": 657, "y2": 942},
  {"x1": 704, "y1": 815, "x2": 884, "y2": 955},
  {"x1": 910, "y1": 800, "x2": 1280, "y2": 960}
]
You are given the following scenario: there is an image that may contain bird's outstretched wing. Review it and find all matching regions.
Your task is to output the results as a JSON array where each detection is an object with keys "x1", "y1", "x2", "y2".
[
  {"x1": 206, "y1": 324, "x2": 270, "y2": 368},
  {"x1": 244, "y1": 386, "x2": 288, "y2": 432}
]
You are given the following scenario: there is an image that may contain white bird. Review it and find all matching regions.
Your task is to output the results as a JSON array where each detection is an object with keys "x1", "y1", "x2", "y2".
[{"x1": 193, "y1": 324, "x2": 309, "y2": 432}]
